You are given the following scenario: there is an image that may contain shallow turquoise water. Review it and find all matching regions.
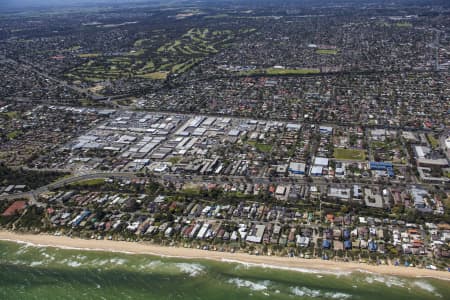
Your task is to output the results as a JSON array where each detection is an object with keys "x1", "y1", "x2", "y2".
[{"x1": 0, "y1": 240, "x2": 448, "y2": 300}]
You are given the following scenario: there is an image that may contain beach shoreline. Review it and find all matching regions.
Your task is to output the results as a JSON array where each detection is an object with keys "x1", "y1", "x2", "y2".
[{"x1": 1, "y1": 230, "x2": 449, "y2": 281}]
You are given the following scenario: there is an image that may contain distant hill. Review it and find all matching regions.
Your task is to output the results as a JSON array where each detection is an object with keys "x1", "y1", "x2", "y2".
[
  {"x1": 0, "y1": 0, "x2": 158, "y2": 10},
  {"x1": 3, "y1": 0, "x2": 449, "y2": 9}
]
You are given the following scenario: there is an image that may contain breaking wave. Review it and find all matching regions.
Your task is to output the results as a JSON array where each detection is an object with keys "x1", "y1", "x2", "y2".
[
  {"x1": 291, "y1": 286, "x2": 352, "y2": 299},
  {"x1": 29, "y1": 261, "x2": 43, "y2": 267},
  {"x1": 109, "y1": 258, "x2": 127, "y2": 265},
  {"x1": 413, "y1": 281, "x2": 442, "y2": 297},
  {"x1": 66, "y1": 260, "x2": 82, "y2": 267},
  {"x1": 228, "y1": 278, "x2": 271, "y2": 291},
  {"x1": 60, "y1": 258, "x2": 82, "y2": 267},
  {"x1": 91, "y1": 259, "x2": 110, "y2": 266},
  {"x1": 40, "y1": 252, "x2": 55, "y2": 261},
  {"x1": 221, "y1": 258, "x2": 350, "y2": 276},
  {"x1": 138, "y1": 260, "x2": 164, "y2": 270},
  {"x1": 175, "y1": 263, "x2": 205, "y2": 277},
  {"x1": 364, "y1": 275, "x2": 406, "y2": 287}
]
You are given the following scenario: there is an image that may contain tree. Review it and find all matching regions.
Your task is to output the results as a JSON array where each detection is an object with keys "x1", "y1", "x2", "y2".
[{"x1": 340, "y1": 205, "x2": 349, "y2": 214}]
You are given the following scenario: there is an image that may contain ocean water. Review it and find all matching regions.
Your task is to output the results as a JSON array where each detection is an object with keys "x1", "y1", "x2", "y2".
[{"x1": 0, "y1": 240, "x2": 448, "y2": 300}]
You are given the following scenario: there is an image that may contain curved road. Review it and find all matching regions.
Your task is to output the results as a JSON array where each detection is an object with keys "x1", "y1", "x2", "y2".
[{"x1": 0, "y1": 172, "x2": 137, "y2": 203}]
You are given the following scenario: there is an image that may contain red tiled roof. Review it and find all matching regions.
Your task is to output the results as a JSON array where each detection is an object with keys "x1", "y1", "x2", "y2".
[{"x1": 2, "y1": 201, "x2": 27, "y2": 217}]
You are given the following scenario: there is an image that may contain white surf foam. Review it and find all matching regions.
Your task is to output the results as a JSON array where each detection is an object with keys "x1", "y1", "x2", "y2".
[
  {"x1": 91, "y1": 259, "x2": 109, "y2": 266},
  {"x1": 364, "y1": 275, "x2": 405, "y2": 287},
  {"x1": 59, "y1": 258, "x2": 82, "y2": 267},
  {"x1": 15, "y1": 244, "x2": 31, "y2": 255},
  {"x1": 228, "y1": 278, "x2": 270, "y2": 291},
  {"x1": 291, "y1": 286, "x2": 320, "y2": 297},
  {"x1": 66, "y1": 260, "x2": 82, "y2": 267},
  {"x1": 175, "y1": 263, "x2": 205, "y2": 277},
  {"x1": 221, "y1": 258, "x2": 351, "y2": 276},
  {"x1": 109, "y1": 258, "x2": 127, "y2": 265},
  {"x1": 29, "y1": 261, "x2": 43, "y2": 267},
  {"x1": 290, "y1": 286, "x2": 352, "y2": 299},
  {"x1": 324, "y1": 292, "x2": 352, "y2": 299},
  {"x1": 41, "y1": 252, "x2": 55, "y2": 261},
  {"x1": 147, "y1": 260, "x2": 163, "y2": 268},
  {"x1": 412, "y1": 281, "x2": 442, "y2": 297}
]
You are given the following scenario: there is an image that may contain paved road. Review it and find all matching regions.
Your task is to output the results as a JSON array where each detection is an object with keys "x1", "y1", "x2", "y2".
[
  {"x1": 0, "y1": 172, "x2": 136, "y2": 202},
  {"x1": 0, "y1": 168, "x2": 435, "y2": 205}
]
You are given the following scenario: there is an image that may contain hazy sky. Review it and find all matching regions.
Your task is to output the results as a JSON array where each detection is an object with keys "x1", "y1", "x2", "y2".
[{"x1": 1, "y1": 0, "x2": 144, "y2": 8}]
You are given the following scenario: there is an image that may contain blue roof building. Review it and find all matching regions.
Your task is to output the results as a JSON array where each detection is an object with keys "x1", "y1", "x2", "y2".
[
  {"x1": 344, "y1": 240, "x2": 352, "y2": 250},
  {"x1": 343, "y1": 229, "x2": 350, "y2": 240},
  {"x1": 369, "y1": 161, "x2": 394, "y2": 177},
  {"x1": 322, "y1": 239, "x2": 331, "y2": 249},
  {"x1": 368, "y1": 240, "x2": 377, "y2": 252}
]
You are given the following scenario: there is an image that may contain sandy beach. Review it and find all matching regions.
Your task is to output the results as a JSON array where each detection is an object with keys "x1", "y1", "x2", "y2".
[{"x1": 1, "y1": 230, "x2": 449, "y2": 281}]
